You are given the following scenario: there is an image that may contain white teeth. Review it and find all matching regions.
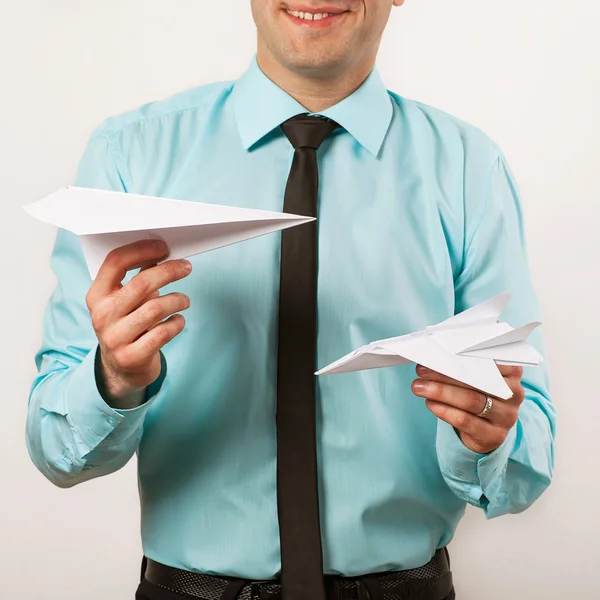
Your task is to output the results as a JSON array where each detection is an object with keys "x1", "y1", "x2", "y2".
[{"x1": 286, "y1": 9, "x2": 333, "y2": 21}]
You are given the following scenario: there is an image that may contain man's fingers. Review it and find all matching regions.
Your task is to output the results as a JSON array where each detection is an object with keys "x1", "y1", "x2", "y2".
[
  {"x1": 115, "y1": 314, "x2": 186, "y2": 369},
  {"x1": 412, "y1": 378, "x2": 488, "y2": 415},
  {"x1": 415, "y1": 363, "x2": 525, "y2": 406},
  {"x1": 425, "y1": 401, "x2": 507, "y2": 450},
  {"x1": 103, "y1": 293, "x2": 190, "y2": 350},
  {"x1": 505, "y1": 376, "x2": 525, "y2": 405},
  {"x1": 135, "y1": 261, "x2": 161, "y2": 304},
  {"x1": 114, "y1": 259, "x2": 193, "y2": 316},
  {"x1": 425, "y1": 401, "x2": 481, "y2": 436},
  {"x1": 88, "y1": 240, "x2": 169, "y2": 303},
  {"x1": 415, "y1": 365, "x2": 466, "y2": 388},
  {"x1": 497, "y1": 364, "x2": 523, "y2": 380},
  {"x1": 412, "y1": 379, "x2": 520, "y2": 427}
]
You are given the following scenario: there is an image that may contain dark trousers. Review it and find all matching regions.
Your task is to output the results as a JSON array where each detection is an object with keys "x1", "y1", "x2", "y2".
[
  {"x1": 137, "y1": 579, "x2": 197, "y2": 600},
  {"x1": 136, "y1": 577, "x2": 456, "y2": 600},
  {"x1": 136, "y1": 554, "x2": 455, "y2": 600}
]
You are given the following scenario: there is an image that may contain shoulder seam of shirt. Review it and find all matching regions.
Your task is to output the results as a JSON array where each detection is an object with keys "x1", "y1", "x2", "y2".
[
  {"x1": 411, "y1": 97, "x2": 497, "y2": 142},
  {"x1": 389, "y1": 94, "x2": 503, "y2": 272},
  {"x1": 90, "y1": 133, "x2": 131, "y2": 191},
  {"x1": 463, "y1": 149, "x2": 502, "y2": 259},
  {"x1": 395, "y1": 96, "x2": 503, "y2": 267},
  {"x1": 90, "y1": 80, "x2": 236, "y2": 140},
  {"x1": 388, "y1": 92, "x2": 501, "y2": 164}
]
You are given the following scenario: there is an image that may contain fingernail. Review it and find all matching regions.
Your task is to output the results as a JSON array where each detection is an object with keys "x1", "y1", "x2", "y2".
[
  {"x1": 180, "y1": 259, "x2": 192, "y2": 272},
  {"x1": 153, "y1": 240, "x2": 168, "y2": 251},
  {"x1": 412, "y1": 381, "x2": 428, "y2": 393},
  {"x1": 416, "y1": 365, "x2": 430, "y2": 375}
]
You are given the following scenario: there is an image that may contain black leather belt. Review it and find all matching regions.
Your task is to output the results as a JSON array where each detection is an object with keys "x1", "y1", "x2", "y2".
[{"x1": 138, "y1": 549, "x2": 454, "y2": 600}]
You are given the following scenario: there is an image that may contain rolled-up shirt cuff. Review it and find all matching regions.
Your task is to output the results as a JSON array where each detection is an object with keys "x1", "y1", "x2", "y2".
[
  {"x1": 436, "y1": 419, "x2": 517, "y2": 507},
  {"x1": 64, "y1": 344, "x2": 166, "y2": 453}
]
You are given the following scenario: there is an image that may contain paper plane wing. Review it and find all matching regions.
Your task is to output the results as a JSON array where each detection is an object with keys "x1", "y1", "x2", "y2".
[
  {"x1": 425, "y1": 292, "x2": 511, "y2": 333},
  {"x1": 459, "y1": 321, "x2": 542, "y2": 352},
  {"x1": 24, "y1": 187, "x2": 314, "y2": 279},
  {"x1": 431, "y1": 322, "x2": 513, "y2": 354},
  {"x1": 315, "y1": 345, "x2": 412, "y2": 375},
  {"x1": 459, "y1": 341, "x2": 543, "y2": 366},
  {"x1": 456, "y1": 321, "x2": 544, "y2": 365}
]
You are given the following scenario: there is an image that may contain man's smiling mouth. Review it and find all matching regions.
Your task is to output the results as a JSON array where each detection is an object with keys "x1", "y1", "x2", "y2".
[{"x1": 285, "y1": 10, "x2": 336, "y2": 20}]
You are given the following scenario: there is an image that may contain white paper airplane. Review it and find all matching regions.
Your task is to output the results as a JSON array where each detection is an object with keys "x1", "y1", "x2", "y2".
[
  {"x1": 316, "y1": 292, "x2": 543, "y2": 399},
  {"x1": 23, "y1": 187, "x2": 314, "y2": 279}
]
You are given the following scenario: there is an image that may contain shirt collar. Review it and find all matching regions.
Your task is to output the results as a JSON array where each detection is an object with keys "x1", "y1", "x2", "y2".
[{"x1": 232, "y1": 57, "x2": 393, "y2": 157}]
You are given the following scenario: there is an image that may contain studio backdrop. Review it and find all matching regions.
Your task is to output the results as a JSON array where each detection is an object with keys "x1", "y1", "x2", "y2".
[{"x1": 1, "y1": 1, "x2": 599, "y2": 599}]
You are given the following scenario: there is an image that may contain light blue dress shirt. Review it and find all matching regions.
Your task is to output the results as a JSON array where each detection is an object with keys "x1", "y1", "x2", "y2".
[{"x1": 26, "y1": 58, "x2": 555, "y2": 578}]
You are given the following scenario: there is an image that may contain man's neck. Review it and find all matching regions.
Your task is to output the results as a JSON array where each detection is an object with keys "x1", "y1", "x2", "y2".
[{"x1": 256, "y1": 48, "x2": 375, "y2": 113}]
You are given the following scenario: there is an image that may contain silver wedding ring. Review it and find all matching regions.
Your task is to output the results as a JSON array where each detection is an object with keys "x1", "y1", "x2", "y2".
[{"x1": 477, "y1": 396, "x2": 493, "y2": 418}]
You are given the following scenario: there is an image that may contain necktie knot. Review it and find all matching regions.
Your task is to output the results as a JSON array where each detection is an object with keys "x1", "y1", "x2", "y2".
[{"x1": 281, "y1": 114, "x2": 339, "y2": 150}]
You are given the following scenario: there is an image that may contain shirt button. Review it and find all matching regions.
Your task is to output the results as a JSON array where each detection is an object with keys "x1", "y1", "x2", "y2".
[{"x1": 106, "y1": 415, "x2": 119, "y2": 427}]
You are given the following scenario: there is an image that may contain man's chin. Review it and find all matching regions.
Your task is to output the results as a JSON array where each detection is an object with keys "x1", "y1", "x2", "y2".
[{"x1": 279, "y1": 47, "x2": 348, "y2": 77}]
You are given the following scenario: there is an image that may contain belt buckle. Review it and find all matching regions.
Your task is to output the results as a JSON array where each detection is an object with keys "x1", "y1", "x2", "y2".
[
  {"x1": 250, "y1": 583, "x2": 261, "y2": 600},
  {"x1": 250, "y1": 581, "x2": 280, "y2": 600}
]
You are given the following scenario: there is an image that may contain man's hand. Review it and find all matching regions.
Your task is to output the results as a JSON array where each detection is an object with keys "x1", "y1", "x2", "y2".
[
  {"x1": 411, "y1": 364, "x2": 525, "y2": 454},
  {"x1": 85, "y1": 239, "x2": 193, "y2": 404}
]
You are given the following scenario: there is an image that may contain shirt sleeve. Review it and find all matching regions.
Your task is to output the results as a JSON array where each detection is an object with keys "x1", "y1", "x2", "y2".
[
  {"x1": 25, "y1": 131, "x2": 167, "y2": 488},
  {"x1": 436, "y1": 146, "x2": 556, "y2": 518}
]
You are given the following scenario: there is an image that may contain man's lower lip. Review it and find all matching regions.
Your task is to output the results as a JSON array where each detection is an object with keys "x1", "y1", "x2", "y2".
[{"x1": 282, "y1": 10, "x2": 347, "y2": 28}]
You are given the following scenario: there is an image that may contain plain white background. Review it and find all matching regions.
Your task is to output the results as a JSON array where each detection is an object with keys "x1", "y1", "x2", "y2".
[{"x1": 1, "y1": 1, "x2": 599, "y2": 598}]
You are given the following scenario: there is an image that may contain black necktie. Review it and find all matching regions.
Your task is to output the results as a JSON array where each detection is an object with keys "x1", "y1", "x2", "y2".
[{"x1": 277, "y1": 114, "x2": 339, "y2": 600}]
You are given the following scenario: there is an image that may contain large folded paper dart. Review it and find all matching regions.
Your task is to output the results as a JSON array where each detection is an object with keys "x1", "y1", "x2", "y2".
[
  {"x1": 24, "y1": 187, "x2": 314, "y2": 279},
  {"x1": 316, "y1": 293, "x2": 543, "y2": 399}
]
